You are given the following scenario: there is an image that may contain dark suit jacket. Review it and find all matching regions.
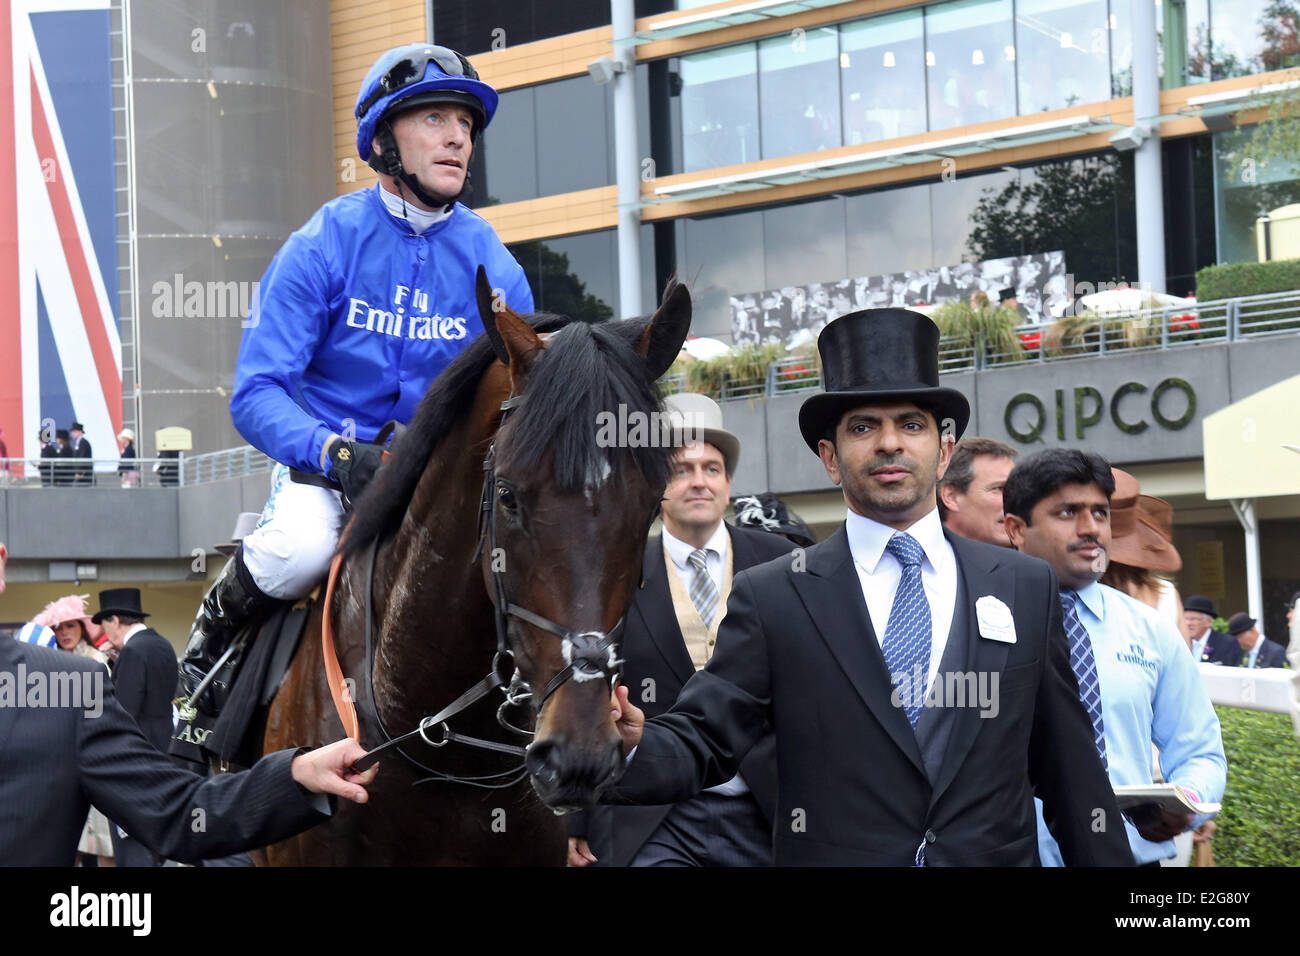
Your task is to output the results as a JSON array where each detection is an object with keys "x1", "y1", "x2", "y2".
[
  {"x1": 113, "y1": 628, "x2": 179, "y2": 753},
  {"x1": 72, "y1": 437, "x2": 93, "y2": 486},
  {"x1": 0, "y1": 639, "x2": 330, "y2": 865},
  {"x1": 570, "y1": 524, "x2": 796, "y2": 865},
  {"x1": 604, "y1": 524, "x2": 1134, "y2": 866},
  {"x1": 1196, "y1": 629, "x2": 1238, "y2": 665},
  {"x1": 1223, "y1": 637, "x2": 1290, "y2": 668}
]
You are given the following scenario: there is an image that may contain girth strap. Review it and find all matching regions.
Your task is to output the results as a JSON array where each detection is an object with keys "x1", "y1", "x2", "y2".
[{"x1": 321, "y1": 550, "x2": 359, "y2": 741}]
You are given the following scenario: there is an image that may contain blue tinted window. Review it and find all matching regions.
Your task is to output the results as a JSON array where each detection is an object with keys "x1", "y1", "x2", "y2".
[{"x1": 840, "y1": 10, "x2": 928, "y2": 145}]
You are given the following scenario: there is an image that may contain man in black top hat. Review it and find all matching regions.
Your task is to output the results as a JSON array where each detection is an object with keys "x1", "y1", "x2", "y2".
[
  {"x1": 68, "y1": 421, "x2": 93, "y2": 486},
  {"x1": 601, "y1": 308, "x2": 1132, "y2": 865},
  {"x1": 94, "y1": 588, "x2": 180, "y2": 866},
  {"x1": 1183, "y1": 595, "x2": 1236, "y2": 664},
  {"x1": 998, "y1": 287, "x2": 1029, "y2": 321},
  {"x1": 1224, "y1": 613, "x2": 1289, "y2": 669}
]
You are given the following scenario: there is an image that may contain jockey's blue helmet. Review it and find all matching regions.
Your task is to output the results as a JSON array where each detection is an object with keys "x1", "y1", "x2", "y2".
[{"x1": 354, "y1": 43, "x2": 499, "y2": 165}]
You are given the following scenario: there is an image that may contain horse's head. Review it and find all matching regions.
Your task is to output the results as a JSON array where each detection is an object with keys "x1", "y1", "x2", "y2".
[{"x1": 474, "y1": 269, "x2": 690, "y2": 811}]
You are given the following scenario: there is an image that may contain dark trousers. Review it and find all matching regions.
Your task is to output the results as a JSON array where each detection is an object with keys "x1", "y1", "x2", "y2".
[{"x1": 629, "y1": 790, "x2": 772, "y2": 867}]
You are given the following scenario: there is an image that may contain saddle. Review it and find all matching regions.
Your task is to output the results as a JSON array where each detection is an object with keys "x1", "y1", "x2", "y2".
[{"x1": 171, "y1": 603, "x2": 312, "y2": 769}]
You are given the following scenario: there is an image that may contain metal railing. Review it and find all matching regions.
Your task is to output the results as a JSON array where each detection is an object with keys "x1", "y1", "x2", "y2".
[
  {"x1": 0, "y1": 446, "x2": 275, "y2": 489},
  {"x1": 666, "y1": 289, "x2": 1300, "y2": 400}
]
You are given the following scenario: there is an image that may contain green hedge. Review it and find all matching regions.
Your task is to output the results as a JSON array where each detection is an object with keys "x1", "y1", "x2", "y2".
[
  {"x1": 1196, "y1": 258, "x2": 1300, "y2": 300},
  {"x1": 1212, "y1": 705, "x2": 1300, "y2": 866}
]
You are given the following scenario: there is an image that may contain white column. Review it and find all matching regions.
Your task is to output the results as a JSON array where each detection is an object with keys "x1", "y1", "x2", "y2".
[
  {"x1": 1132, "y1": 0, "x2": 1167, "y2": 293},
  {"x1": 1231, "y1": 498, "x2": 1263, "y2": 624},
  {"x1": 611, "y1": 0, "x2": 643, "y2": 319}
]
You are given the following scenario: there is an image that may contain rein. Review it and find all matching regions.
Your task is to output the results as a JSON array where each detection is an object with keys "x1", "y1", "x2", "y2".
[{"x1": 325, "y1": 390, "x2": 631, "y2": 786}]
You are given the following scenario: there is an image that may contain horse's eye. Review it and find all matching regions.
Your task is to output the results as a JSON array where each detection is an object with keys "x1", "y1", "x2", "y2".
[{"x1": 497, "y1": 483, "x2": 517, "y2": 510}]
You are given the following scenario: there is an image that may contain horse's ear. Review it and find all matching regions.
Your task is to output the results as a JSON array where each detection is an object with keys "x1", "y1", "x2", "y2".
[
  {"x1": 637, "y1": 277, "x2": 692, "y2": 380},
  {"x1": 475, "y1": 265, "x2": 512, "y2": 367}
]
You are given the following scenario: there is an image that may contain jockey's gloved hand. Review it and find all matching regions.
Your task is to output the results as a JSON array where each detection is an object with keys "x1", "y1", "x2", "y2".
[{"x1": 326, "y1": 437, "x2": 384, "y2": 502}]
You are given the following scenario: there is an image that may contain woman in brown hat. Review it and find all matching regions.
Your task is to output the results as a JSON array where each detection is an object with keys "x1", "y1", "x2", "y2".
[{"x1": 1099, "y1": 469, "x2": 1189, "y2": 647}]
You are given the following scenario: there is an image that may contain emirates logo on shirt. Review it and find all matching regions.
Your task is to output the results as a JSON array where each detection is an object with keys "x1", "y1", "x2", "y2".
[{"x1": 345, "y1": 283, "x2": 468, "y2": 341}]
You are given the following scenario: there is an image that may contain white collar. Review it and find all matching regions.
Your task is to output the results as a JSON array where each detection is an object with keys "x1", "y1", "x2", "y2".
[
  {"x1": 662, "y1": 521, "x2": 729, "y2": 572},
  {"x1": 377, "y1": 182, "x2": 452, "y2": 234},
  {"x1": 845, "y1": 506, "x2": 949, "y2": 576},
  {"x1": 120, "y1": 622, "x2": 148, "y2": 647}
]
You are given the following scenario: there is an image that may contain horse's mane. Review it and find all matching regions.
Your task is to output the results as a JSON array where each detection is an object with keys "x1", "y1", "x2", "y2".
[
  {"x1": 343, "y1": 312, "x2": 670, "y2": 555},
  {"x1": 495, "y1": 317, "x2": 672, "y2": 491},
  {"x1": 342, "y1": 311, "x2": 569, "y2": 555}
]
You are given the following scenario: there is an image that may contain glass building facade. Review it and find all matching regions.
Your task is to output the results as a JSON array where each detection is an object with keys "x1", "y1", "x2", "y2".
[{"x1": 465, "y1": 0, "x2": 1297, "y2": 333}]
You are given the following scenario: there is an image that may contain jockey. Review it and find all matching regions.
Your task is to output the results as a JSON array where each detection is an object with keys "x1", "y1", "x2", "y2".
[{"x1": 174, "y1": 43, "x2": 534, "y2": 735}]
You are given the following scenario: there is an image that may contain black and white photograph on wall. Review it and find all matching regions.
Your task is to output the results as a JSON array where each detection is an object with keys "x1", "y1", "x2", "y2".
[{"x1": 730, "y1": 250, "x2": 1069, "y2": 347}]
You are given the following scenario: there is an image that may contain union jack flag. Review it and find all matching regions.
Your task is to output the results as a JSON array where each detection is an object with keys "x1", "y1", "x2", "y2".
[{"x1": 0, "y1": 0, "x2": 120, "y2": 465}]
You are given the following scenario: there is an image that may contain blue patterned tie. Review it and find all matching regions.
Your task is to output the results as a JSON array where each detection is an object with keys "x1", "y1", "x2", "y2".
[
  {"x1": 1059, "y1": 590, "x2": 1108, "y2": 770},
  {"x1": 880, "y1": 532, "x2": 932, "y2": 730}
]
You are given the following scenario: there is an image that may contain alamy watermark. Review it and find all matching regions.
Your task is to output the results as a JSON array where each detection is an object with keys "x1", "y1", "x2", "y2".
[
  {"x1": 0, "y1": 664, "x2": 104, "y2": 718},
  {"x1": 595, "y1": 405, "x2": 704, "y2": 450},
  {"x1": 889, "y1": 666, "x2": 1000, "y2": 719}
]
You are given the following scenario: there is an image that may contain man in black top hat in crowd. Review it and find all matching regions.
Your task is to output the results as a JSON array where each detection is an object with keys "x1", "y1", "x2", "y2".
[
  {"x1": 94, "y1": 588, "x2": 180, "y2": 866},
  {"x1": 1183, "y1": 595, "x2": 1236, "y2": 664},
  {"x1": 601, "y1": 308, "x2": 1132, "y2": 865},
  {"x1": 1224, "y1": 613, "x2": 1289, "y2": 669},
  {"x1": 68, "y1": 421, "x2": 93, "y2": 486},
  {"x1": 998, "y1": 287, "x2": 1029, "y2": 321}
]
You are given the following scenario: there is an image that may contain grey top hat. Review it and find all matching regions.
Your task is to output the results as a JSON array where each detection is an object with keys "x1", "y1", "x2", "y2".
[
  {"x1": 663, "y1": 393, "x2": 741, "y2": 475},
  {"x1": 215, "y1": 512, "x2": 262, "y2": 557}
]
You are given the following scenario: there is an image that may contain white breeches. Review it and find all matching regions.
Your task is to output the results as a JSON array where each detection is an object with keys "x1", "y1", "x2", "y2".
[{"x1": 241, "y1": 465, "x2": 347, "y2": 600}]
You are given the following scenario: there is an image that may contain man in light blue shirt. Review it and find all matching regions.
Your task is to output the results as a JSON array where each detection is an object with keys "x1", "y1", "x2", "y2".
[{"x1": 1002, "y1": 449, "x2": 1225, "y2": 866}]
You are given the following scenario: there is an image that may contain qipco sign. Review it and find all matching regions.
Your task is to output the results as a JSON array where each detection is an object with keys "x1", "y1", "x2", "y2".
[{"x1": 1003, "y1": 378, "x2": 1196, "y2": 443}]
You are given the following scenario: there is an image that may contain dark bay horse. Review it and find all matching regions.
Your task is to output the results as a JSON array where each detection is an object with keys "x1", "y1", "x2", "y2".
[{"x1": 260, "y1": 271, "x2": 691, "y2": 864}]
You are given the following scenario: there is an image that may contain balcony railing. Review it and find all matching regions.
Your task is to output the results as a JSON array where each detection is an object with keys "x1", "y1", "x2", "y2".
[
  {"x1": 665, "y1": 290, "x2": 1300, "y2": 400},
  {"x1": 0, "y1": 446, "x2": 275, "y2": 489}
]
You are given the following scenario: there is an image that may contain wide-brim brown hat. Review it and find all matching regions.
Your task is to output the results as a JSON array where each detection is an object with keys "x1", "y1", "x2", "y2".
[
  {"x1": 1108, "y1": 469, "x2": 1182, "y2": 573},
  {"x1": 798, "y1": 309, "x2": 970, "y2": 453}
]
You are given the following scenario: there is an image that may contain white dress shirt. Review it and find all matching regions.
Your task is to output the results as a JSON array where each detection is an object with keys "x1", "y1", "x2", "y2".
[
  {"x1": 1190, "y1": 627, "x2": 1213, "y2": 661},
  {"x1": 119, "y1": 622, "x2": 148, "y2": 648},
  {"x1": 845, "y1": 506, "x2": 957, "y2": 694},
  {"x1": 662, "y1": 521, "x2": 728, "y2": 591}
]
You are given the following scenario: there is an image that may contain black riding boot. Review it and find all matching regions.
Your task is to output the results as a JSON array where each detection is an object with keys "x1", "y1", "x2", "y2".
[{"x1": 174, "y1": 544, "x2": 283, "y2": 721}]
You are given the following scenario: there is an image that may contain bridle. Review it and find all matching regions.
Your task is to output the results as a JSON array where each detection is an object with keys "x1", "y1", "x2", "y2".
[{"x1": 348, "y1": 390, "x2": 655, "y2": 787}]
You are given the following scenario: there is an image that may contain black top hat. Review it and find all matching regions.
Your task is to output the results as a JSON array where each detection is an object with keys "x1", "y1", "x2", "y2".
[
  {"x1": 55, "y1": 429, "x2": 69, "y2": 440},
  {"x1": 69, "y1": 422, "x2": 85, "y2": 432},
  {"x1": 998, "y1": 287, "x2": 1018, "y2": 302},
  {"x1": 797, "y1": 309, "x2": 971, "y2": 453},
  {"x1": 92, "y1": 587, "x2": 150, "y2": 624},
  {"x1": 1226, "y1": 612, "x2": 1256, "y2": 637},
  {"x1": 1184, "y1": 594, "x2": 1216, "y2": 617}
]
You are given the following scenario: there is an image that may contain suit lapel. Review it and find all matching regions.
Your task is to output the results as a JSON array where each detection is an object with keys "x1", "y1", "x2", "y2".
[
  {"x1": 635, "y1": 535, "x2": 695, "y2": 687},
  {"x1": 791, "y1": 526, "x2": 925, "y2": 777},
  {"x1": 928, "y1": 532, "x2": 1014, "y2": 807}
]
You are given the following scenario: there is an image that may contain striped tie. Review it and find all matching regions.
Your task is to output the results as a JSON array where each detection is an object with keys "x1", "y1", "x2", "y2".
[
  {"x1": 1059, "y1": 590, "x2": 1109, "y2": 770},
  {"x1": 687, "y1": 548, "x2": 719, "y2": 627}
]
